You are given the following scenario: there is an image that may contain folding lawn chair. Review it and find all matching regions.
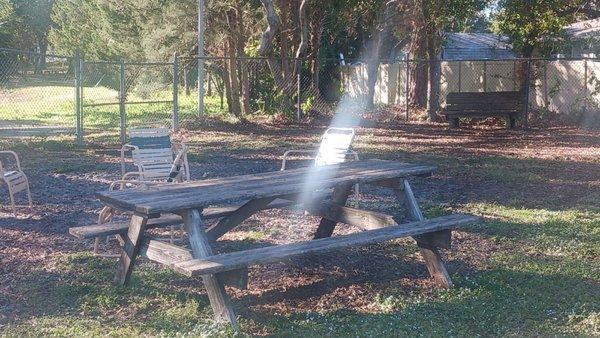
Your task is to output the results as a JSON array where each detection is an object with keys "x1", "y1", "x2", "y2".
[
  {"x1": 95, "y1": 127, "x2": 190, "y2": 256},
  {"x1": 0, "y1": 151, "x2": 32, "y2": 216},
  {"x1": 281, "y1": 127, "x2": 360, "y2": 203}
]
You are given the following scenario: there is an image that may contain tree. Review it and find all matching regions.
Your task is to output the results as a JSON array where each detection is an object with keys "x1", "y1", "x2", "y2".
[
  {"x1": 493, "y1": 0, "x2": 586, "y2": 58},
  {"x1": 0, "y1": 0, "x2": 15, "y2": 48},
  {"x1": 11, "y1": 0, "x2": 55, "y2": 70}
]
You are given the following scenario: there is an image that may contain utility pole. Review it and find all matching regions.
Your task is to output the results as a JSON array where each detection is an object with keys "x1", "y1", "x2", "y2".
[{"x1": 197, "y1": 0, "x2": 205, "y2": 117}]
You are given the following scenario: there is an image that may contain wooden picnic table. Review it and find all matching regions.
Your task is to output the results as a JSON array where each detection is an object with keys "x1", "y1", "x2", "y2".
[{"x1": 93, "y1": 159, "x2": 480, "y2": 327}]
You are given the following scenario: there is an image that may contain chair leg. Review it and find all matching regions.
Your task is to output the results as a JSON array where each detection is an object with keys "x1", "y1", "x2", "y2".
[
  {"x1": 94, "y1": 237, "x2": 100, "y2": 255},
  {"x1": 8, "y1": 188, "x2": 17, "y2": 216}
]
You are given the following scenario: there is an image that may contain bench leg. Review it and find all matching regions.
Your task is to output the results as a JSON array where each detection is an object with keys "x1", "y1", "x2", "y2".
[
  {"x1": 450, "y1": 117, "x2": 460, "y2": 128},
  {"x1": 114, "y1": 214, "x2": 148, "y2": 285},
  {"x1": 389, "y1": 179, "x2": 453, "y2": 288},
  {"x1": 180, "y1": 209, "x2": 237, "y2": 327},
  {"x1": 314, "y1": 183, "x2": 353, "y2": 239},
  {"x1": 506, "y1": 115, "x2": 516, "y2": 129}
]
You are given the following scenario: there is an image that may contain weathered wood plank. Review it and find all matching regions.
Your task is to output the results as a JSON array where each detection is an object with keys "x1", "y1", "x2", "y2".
[
  {"x1": 305, "y1": 201, "x2": 397, "y2": 230},
  {"x1": 415, "y1": 229, "x2": 452, "y2": 249},
  {"x1": 313, "y1": 184, "x2": 353, "y2": 239},
  {"x1": 140, "y1": 239, "x2": 248, "y2": 290},
  {"x1": 97, "y1": 160, "x2": 436, "y2": 215},
  {"x1": 180, "y1": 209, "x2": 237, "y2": 327},
  {"x1": 173, "y1": 214, "x2": 480, "y2": 277},
  {"x1": 70, "y1": 199, "x2": 296, "y2": 240},
  {"x1": 114, "y1": 215, "x2": 148, "y2": 285},
  {"x1": 398, "y1": 180, "x2": 453, "y2": 288}
]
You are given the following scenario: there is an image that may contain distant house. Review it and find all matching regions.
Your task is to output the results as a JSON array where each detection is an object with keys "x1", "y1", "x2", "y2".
[
  {"x1": 442, "y1": 33, "x2": 516, "y2": 60},
  {"x1": 563, "y1": 18, "x2": 600, "y2": 57}
]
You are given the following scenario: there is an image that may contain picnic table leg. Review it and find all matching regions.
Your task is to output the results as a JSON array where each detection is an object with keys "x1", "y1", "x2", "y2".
[
  {"x1": 180, "y1": 209, "x2": 238, "y2": 327},
  {"x1": 391, "y1": 179, "x2": 453, "y2": 288},
  {"x1": 314, "y1": 183, "x2": 353, "y2": 239},
  {"x1": 114, "y1": 214, "x2": 148, "y2": 285}
]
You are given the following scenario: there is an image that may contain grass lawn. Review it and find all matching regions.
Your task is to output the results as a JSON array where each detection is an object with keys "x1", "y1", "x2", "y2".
[
  {"x1": 0, "y1": 122, "x2": 598, "y2": 337},
  {"x1": 0, "y1": 84, "x2": 227, "y2": 131}
]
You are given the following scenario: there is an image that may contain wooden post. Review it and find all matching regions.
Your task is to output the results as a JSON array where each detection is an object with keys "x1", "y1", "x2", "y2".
[
  {"x1": 314, "y1": 183, "x2": 353, "y2": 239},
  {"x1": 390, "y1": 179, "x2": 453, "y2": 288},
  {"x1": 180, "y1": 209, "x2": 237, "y2": 327},
  {"x1": 114, "y1": 215, "x2": 148, "y2": 285}
]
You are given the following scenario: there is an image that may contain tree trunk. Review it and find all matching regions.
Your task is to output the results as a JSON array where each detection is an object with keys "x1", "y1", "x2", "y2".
[
  {"x1": 226, "y1": 10, "x2": 242, "y2": 117},
  {"x1": 366, "y1": 1, "x2": 396, "y2": 109},
  {"x1": 35, "y1": 40, "x2": 47, "y2": 74},
  {"x1": 426, "y1": 35, "x2": 441, "y2": 121},
  {"x1": 309, "y1": 13, "x2": 324, "y2": 103},
  {"x1": 227, "y1": 41, "x2": 242, "y2": 117},
  {"x1": 409, "y1": 43, "x2": 428, "y2": 109},
  {"x1": 236, "y1": 2, "x2": 251, "y2": 115}
]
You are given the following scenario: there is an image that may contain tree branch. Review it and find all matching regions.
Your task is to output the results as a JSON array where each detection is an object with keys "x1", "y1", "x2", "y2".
[{"x1": 258, "y1": 0, "x2": 280, "y2": 56}]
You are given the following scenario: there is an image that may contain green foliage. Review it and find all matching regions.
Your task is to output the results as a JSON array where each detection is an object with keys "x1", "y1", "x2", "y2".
[{"x1": 493, "y1": 0, "x2": 582, "y2": 57}]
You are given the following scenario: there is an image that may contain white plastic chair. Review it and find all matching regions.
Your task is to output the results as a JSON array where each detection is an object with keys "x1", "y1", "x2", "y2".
[
  {"x1": 0, "y1": 151, "x2": 32, "y2": 215},
  {"x1": 281, "y1": 127, "x2": 360, "y2": 203},
  {"x1": 120, "y1": 127, "x2": 190, "y2": 184},
  {"x1": 95, "y1": 127, "x2": 190, "y2": 256}
]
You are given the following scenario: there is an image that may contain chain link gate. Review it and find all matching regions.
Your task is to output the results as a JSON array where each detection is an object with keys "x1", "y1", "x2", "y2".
[{"x1": 75, "y1": 54, "x2": 178, "y2": 146}]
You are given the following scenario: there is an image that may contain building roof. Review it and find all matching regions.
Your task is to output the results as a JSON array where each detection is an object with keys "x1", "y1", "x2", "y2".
[
  {"x1": 442, "y1": 33, "x2": 516, "y2": 60},
  {"x1": 564, "y1": 18, "x2": 600, "y2": 38}
]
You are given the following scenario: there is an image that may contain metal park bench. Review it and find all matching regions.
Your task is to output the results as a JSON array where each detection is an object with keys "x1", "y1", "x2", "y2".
[{"x1": 71, "y1": 159, "x2": 480, "y2": 327}]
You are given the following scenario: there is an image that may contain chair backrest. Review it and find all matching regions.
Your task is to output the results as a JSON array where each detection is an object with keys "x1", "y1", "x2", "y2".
[
  {"x1": 314, "y1": 127, "x2": 356, "y2": 166},
  {"x1": 0, "y1": 151, "x2": 22, "y2": 175},
  {"x1": 128, "y1": 128, "x2": 176, "y2": 181},
  {"x1": 129, "y1": 128, "x2": 172, "y2": 149}
]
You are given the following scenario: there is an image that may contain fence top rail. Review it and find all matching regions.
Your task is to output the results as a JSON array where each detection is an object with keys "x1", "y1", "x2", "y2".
[
  {"x1": 2, "y1": 47, "x2": 599, "y2": 66},
  {"x1": 0, "y1": 47, "x2": 73, "y2": 60}
]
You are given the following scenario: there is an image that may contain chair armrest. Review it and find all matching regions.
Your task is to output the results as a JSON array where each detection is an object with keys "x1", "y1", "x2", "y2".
[
  {"x1": 120, "y1": 144, "x2": 138, "y2": 175},
  {"x1": 281, "y1": 149, "x2": 318, "y2": 170},
  {"x1": 0, "y1": 151, "x2": 22, "y2": 171}
]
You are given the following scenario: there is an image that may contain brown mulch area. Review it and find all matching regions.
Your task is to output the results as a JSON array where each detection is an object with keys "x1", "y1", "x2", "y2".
[{"x1": 0, "y1": 121, "x2": 598, "y2": 322}]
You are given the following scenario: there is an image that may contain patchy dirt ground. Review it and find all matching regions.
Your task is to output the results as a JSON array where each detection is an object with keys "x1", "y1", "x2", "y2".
[{"x1": 0, "y1": 121, "x2": 599, "y2": 336}]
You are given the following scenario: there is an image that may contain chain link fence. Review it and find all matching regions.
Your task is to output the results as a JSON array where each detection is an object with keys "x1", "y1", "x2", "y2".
[
  {"x1": 0, "y1": 49, "x2": 75, "y2": 137},
  {"x1": 1, "y1": 48, "x2": 599, "y2": 146}
]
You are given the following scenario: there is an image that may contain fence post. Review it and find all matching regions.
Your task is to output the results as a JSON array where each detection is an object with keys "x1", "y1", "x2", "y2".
[
  {"x1": 523, "y1": 59, "x2": 531, "y2": 129},
  {"x1": 74, "y1": 50, "x2": 83, "y2": 147},
  {"x1": 172, "y1": 53, "x2": 180, "y2": 131},
  {"x1": 297, "y1": 60, "x2": 301, "y2": 122},
  {"x1": 458, "y1": 61, "x2": 462, "y2": 92},
  {"x1": 483, "y1": 60, "x2": 487, "y2": 92},
  {"x1": 119, "y1": 58, "x2": 126, "y2": 144},
  {"x1": 405, "y1": 55, "x2": 410, "y2": 121}
]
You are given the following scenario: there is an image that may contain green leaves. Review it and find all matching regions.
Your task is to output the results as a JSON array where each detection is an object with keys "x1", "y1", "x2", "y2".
[{"x1": 493, "y1": 0, "x2": 581, "y2": 57}]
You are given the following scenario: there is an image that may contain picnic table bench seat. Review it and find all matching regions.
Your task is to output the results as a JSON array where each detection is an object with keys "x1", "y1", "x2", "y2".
[
  {"x1": 443, "y1": 91, "x2": 524, "y2": 129},
  {"x1": 69, "y1": 198, "x2": 295, "y2": 240},
  {"x1": 171, "y1": 214, "x2": 479, "y2": 277}
]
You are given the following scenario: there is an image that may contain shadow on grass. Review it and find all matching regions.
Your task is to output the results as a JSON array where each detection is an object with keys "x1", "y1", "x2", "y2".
[{"x1": 248, "y1": 267, "x2": 599, "y2": 336}]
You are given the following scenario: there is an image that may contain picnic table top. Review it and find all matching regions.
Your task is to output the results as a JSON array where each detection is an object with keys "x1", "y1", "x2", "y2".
[{"x1": 97, "y1": 159, "x2": 436, "y2": 216}]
